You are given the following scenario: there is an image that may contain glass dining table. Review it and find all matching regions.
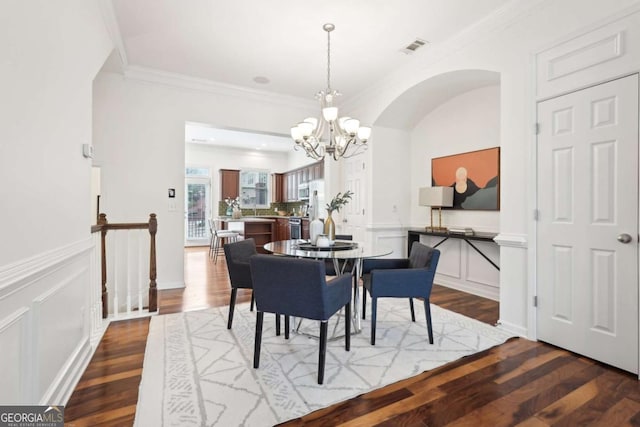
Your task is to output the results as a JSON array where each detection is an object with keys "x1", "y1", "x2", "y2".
[{"x1": 263, "y1": 239, "x2": 393, "y2": 335}]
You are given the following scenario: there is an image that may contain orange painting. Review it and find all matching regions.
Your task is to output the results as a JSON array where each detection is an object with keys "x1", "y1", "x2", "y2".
[{"x1": 431, "y1": 147, "x2": 500, "y2": 210}]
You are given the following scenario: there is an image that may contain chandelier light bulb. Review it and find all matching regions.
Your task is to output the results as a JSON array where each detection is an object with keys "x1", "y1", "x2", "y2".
[
  {"x1": 291, "y1": 126, "x2": 302, "y2": 141},
  {"x1": 344, "y1": 118, "x2": 360, "y2": 135},
  {"x1": 357, "y1": 126, "x2": 372, "y2": 141},
  {"x1": 322, "y1": 107, "x2": 338, "y2": 122},
  {"x1": 298, "y1": 121, "x2": 314, "y2": 137},
  {"x1": 303, "y1": 117, "x2": 318, "y2": 131}
]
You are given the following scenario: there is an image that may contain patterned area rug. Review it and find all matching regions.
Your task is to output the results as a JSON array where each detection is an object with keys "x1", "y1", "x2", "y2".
[{"x1": 134, "y1": 299, "x2": 513, "y2": 426}]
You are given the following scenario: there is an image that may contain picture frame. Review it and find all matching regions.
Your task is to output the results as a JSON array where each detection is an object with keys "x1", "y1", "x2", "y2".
[{"x1": 431, "y1": 147, "x2": 500, "y2": 210}]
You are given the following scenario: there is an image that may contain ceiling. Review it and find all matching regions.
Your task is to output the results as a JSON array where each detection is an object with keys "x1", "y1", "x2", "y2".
[{"x1": 107, "y1": 0, "x2": 511, "y2": 150}]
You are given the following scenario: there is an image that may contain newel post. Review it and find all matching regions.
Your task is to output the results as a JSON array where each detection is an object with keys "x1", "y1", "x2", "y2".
[
  {"x1": 148, "y1": 213, "x2": 158, "y2": 312},
  {"x1": 98, "y1": 213, "x2": 108, "y2": 318}
]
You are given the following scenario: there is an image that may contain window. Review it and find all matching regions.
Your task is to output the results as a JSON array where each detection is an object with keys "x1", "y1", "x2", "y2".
[{"x1": 239, "y1": 169, "x2": 269, "y2": 208}]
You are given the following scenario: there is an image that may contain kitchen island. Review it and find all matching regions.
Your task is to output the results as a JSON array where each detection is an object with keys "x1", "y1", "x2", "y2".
[{"x1": 219, "y1": 217, "x2": 276, "y2": 253}]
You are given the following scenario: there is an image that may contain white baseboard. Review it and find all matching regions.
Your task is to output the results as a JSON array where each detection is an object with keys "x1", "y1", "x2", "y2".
[
  {"x1": 435, "y1": 278, "x2": 499, "y2": 301},
  {"x1": 496, "y1": 319, "x2": 528, "y2": 338},
  {"x1": 157, "y1": 280, "x2": 185, "y2": 290}
]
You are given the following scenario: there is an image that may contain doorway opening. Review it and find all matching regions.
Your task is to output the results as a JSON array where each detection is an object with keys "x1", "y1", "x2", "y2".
[{"x1": 185, "y1": 166, "x2": 211, "y2": 247}]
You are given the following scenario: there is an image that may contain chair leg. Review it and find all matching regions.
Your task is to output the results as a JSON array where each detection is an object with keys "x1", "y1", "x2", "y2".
[
  {"x1": 409, "y1": 298, "x2": 416, "y2": 322},
  {"x1": 275, "y1": 314, "x2": 281, "y2": 336},
  {"x1": 318, "y1": 321, "x2": 328, "y2": 384},
  {"x1": 362, "y1": 288, "x2": 367, "y2": 320},
  {"x1": 285, "y1": 315, "x2": 290, "y2": 339},
  {"x1": 250, "y1": 292, "x2": 255, "y2": 311},
  {"x1": 253, "y1": 312, "x2": 264, "y2": 369},
  {"x1": 424, "y1": 299, "x2": 434, "y2": 344},
  {"x1": 227, "y1": 288, "x2": 238, "y2": 329},
  {"x1": 345, "y1": 303, "x2": 351, "y2": 351},
  {"x1": 213, "y1": 235, "x2": 220, "y2": 264},
  {"x1": 371, "y1": 297, "x2": 377, "y2": 345}
]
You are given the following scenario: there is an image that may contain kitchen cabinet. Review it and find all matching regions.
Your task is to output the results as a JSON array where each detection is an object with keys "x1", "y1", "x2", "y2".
[
  {"x1": 311, "y1": 161, "x2": 324, "y2": 180},
  {"x1": 275, "y1": 217, "x2": 290, "y2": 241},
  {"x1": 272, "y1": 173, "x2": 285, "y2": 203},
  {"x1": 220, "y1": 169, "x2": 239, "y2": 199},
  {"x1": 286, "y1": 172, "x2": 297, "y2": 202},
  {"x1": 282, "y1": 160, "x2": 324, "y2": 202},
  {"x1": 302, "y1": 218, "x2": 310, "y2": 240}
]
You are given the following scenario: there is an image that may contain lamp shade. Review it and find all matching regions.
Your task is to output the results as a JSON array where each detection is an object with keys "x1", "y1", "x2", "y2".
[{"x1": 418, "y1": 187, "x2": 454, "y2": 207}]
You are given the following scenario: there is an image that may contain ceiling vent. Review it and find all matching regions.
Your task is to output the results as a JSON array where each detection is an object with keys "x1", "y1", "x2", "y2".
[{"x1": 401, "y1": 38, "x2": 428, "y2": 55}]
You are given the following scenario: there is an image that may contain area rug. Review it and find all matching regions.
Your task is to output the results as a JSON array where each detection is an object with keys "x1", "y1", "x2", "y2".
[{"x1": 134, "y1": 299, "x2": 513, "y2": 426}]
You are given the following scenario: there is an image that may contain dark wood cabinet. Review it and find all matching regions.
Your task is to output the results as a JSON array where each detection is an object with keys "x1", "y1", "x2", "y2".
[
  {"x1": 286, "y1": 172, "x2": 297, "y2": 201},
  {"x1": 281, "y1": 160, "x2": 324, "y2": 202},
  {"x1": 275, "y1": 217, "x2": 290, "y2": 241},
  {"x1": 244, "y1": 221, "x2": 275, "y2": 253},
  {"x1": 272, "y1": 173, "x2": 285, "y2": 203},
  {"x1": 302, "y1": 218, "x2": 310, "y2": 240},
  {"x1": 220, "y1": 169, "x2": 239, "y2": 199}
]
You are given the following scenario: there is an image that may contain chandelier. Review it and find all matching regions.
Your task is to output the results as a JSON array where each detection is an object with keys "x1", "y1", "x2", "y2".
[{"x1": 290, "y1": 23, "x2": 371, "y2": 161}]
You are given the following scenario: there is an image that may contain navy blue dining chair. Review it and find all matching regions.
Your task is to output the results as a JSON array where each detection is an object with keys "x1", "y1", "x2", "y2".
[
  {"x1": 361, "y1": 242, "x2": 440, "y2": 345},
  {"x1": 224, "y1": 239, "x2": 283, "y2": 334},
  {"x1": 249, "y1": 254, "x2": 352, "y2": 384}
]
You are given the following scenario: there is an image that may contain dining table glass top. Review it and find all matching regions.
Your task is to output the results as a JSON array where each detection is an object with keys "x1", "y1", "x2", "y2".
[{"x1": 263, "y1": 239, "x2": 393, "y2": 260}]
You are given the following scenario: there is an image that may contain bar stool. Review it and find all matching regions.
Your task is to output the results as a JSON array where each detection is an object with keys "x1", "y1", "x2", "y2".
[{"x1": 209, "y1": 219, "x2": 239, "y2": 263}]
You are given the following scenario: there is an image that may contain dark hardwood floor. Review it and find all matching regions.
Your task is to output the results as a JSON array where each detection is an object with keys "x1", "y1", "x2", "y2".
[{"x1": 65, "y1": 246, "x2": 640, "y2": 426}]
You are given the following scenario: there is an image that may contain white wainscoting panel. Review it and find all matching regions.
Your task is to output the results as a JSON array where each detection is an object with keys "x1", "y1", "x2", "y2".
[
  {"x1": 0, "y1": 238, "x2": 95, "y2": 404},
  {"x1": 419, "y1": 235, "x2": 499, "y2": 301},
  {"x1": 32, "y1": 265, "x2": 88, "y2": 402},
  {"x1": 536, "y1": 7, "x2": 640, "y2": 100},
  {"x1": 0, "y1": 308, "x2": 29, "y2": 404}
]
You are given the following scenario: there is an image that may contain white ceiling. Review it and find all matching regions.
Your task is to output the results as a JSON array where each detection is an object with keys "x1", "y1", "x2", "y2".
[
  {"x1": 107, "y1": 0, "x2": 511, "y2": 151},
  {"x1": 185, "y1": 123, "x2": 292, "y2": 152}
]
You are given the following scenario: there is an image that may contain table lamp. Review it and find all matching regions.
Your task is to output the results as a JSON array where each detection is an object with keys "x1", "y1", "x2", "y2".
[{"x1": 419, "y1": 186, "x2": 454, "y2": 232}]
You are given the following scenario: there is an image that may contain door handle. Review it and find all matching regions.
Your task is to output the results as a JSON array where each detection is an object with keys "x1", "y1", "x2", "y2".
[{"x1": 617, "y1": 233, "x2": 632, "y2": 244}]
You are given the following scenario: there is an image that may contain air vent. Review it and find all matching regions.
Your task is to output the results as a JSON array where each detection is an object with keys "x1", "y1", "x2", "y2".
[{"x1": 401, "y1": 38, "x2": 428, "y2": 55}]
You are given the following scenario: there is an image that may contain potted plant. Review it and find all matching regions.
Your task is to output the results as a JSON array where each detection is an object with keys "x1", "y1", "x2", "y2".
[{"x1": 324, "y1": 190, "x2": 353, "y2": 240}]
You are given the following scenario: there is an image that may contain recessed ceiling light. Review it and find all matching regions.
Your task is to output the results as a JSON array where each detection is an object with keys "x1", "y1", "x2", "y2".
[{"x1": 253, "y1": 76, "x2": 270, "y2": 84}]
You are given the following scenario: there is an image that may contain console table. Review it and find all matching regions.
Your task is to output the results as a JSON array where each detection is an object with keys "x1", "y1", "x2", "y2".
[{"x1": 407, "y1": 229, "x2": 499, "y2": 270}]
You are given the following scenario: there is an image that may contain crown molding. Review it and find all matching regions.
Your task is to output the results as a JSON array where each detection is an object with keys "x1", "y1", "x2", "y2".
[
  {"x1": 97, "y1": 0, "x2": 128, "y2": 67},
  {"x1": 121, "y1": 65, "x2": 316, "y2": 110}
]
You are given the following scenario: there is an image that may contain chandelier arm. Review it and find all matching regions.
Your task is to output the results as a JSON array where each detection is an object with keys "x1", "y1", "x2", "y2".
[{"x1": 300, "y1": 139, "x2": 324, "y2": 160}]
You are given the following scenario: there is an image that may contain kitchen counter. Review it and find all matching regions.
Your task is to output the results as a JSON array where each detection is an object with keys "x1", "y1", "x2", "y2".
[
  {"x1": 219, "y1": 217, "x2": 276, "y2": 223},
  {"x1": 219, "y1": 217, "x2": 275, "y2": 253}
]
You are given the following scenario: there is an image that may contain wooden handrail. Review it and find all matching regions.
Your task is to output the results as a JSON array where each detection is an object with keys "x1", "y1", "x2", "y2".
[{"x1": 92, "y1": 213, "x2": 158, "y2": 317}]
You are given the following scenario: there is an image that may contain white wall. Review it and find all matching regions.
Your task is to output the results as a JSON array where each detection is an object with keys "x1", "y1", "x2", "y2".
[
  {"x1": 0, "y1": 1, "x2": 112, "y2": 404},
  {"x1": 93, "y1": 72, "x2": 317, "y2": 289},
  {"x1": 410, "y1": 85, "x2": 501, "y2": 232}
]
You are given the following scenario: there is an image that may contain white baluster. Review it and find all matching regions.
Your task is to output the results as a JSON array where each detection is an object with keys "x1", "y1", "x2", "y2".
[
  {"x1": 112, "y1": 231, "x2": 119, "y2": 318},
  {"x1": 126, "y1": 230, "x2": 132, "y2": 315},
  {"x1": 138, "y1": 229, "x2": 144, "y2": 312}
]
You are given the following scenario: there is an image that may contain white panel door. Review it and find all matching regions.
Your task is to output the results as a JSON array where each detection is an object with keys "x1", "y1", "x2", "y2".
[
  {"x1": 342, "y1": 156, "x2": 366, "y2": 242},
  {"x1": 537, "y1": 74, "x2": 639, "y2": 373}
]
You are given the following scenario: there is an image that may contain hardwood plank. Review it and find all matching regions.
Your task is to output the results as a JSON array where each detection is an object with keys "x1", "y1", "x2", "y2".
[{"x1": 65, "y1": 246, "x2": 640, "y2": 427}]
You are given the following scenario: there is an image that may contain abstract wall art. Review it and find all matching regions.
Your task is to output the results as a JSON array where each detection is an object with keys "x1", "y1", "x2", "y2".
[{"x1": 431, "y1": 147, "x2": 500, "y2": 210}]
